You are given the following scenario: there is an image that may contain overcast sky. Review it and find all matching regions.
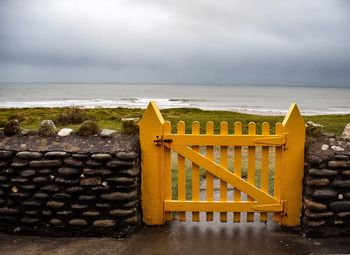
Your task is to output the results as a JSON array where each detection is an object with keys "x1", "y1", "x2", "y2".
[{"x1": 0, "y1": 0, "x2": 349, "y2": 86}]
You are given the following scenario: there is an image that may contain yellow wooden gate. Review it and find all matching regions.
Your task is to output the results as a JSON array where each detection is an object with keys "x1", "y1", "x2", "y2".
[{"x1": 140, "y1": 101, "x2": 305, "y2": 227}]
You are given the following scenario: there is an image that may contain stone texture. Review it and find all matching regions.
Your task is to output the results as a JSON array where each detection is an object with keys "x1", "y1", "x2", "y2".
[
  {"x1": 334, "y1": 154, "x2": 349, "y2": 160},
  {"x1": 71, "y1": 204, "x2": 88, "y2": 210},
  {"x1": 58, "y1": 128, "x2": 74, "y2": 137},
  {"x1": 58, "y1": 167, "x2": 81, "y2": 176},
  {"x1": 0, "y1": 150, "x2": 13, "y2": 158},
  {"x1": 106, "y1": 160, "x2": 135, "y2": 169},
  {"x1": 100, "y1": 129, "x2": 116, "y2": 138},
  {"x1": 41, "y1": 185, "x2": 60, "y2": 192},
  {"x1": 16, "y1": 151, "x2": 43, "y2": 160},
  {"x1": 33, "y1": 193, "x2": 49, "y2": 199},
  {"x1": 32, "y1": 176, "x2": 49, "y2": 184},
  {"x1": 54, "y1": 177, "x2": 79, "y2": 185},
  {"x1": 328, "y1": 161, "x2": 350, "y2": 168},
  {"x1": 109, "y1": 209, "x2": 134, "y2": 216},
  {"x1": 44, "y1": 151, "x2": 70, "y2": 158},
  {"x1": 66, "y1": 186, "x2": 84, "y2": 193},
  {"x1": 304, "y1": 210, "x2": 334, "y2": 219},
  {"x1": 106, "y1": 177, "x2": 135, "y2": 184},
  {"x1": 342, "y1": 123, "x2": 350, "y2": 139},
  {"x1": 0, "y1": 207, "x2": 19, "y2": 214},
  {"x1": 71, "y1": 154, "x2": 89, "y2": 160},
  {"x1": 308, "y1": 168, "x2": 337, "y2": 177},
  {"x1": 11, "y1": 162, "x2": 28, "y2": 168},
  {"x1": 312, "y1": 189, "x2": 338, "y2": 199},
  {"x1": 329, "y1": 201, "x2": 350, "y2": 211},
  {"x1": 22, "y1": 200, "x2": 42, "y2": 207},
  {"x1": 69, "y1": 219, "x2": 88, "y2": 226},
  {"x1": 115, "y1": 151, "x2": 138, "y2": 161},
  {"x1": 63, "y1": 158, "x2": 84, "y2": 168},
  {"x1": 332, "y1": 180, "x2": 350, "y2": 188},
  {"x1": 123, "y1": 216, "x2": 139, "y2": 225},
  {"x1": 341, "y1": 170, "x2": 350, "y2": 177},
  {"x1": 338, "y1": 212, "x2": 350, "y2": 218},
  {"x1": 39, "y1": 120, "x2": 57, "y2": 136},
  {"x1": 83, "y1": 169, "x2": 111, "y2": 176},
  {"x1": 46, "y1": 201, "x2": 65, "y2": 208},
  {"x1": 80, "y1": 177, "x2": 101, "y2": 186},
  {"x1": 305, "y1": 219, "x2": 326, "y2": 227},
  {"x1": 56, "y1": 210, "x2": 73, "y2": 216},
  {"x1": 49, "y1": 218, "x2": 63, "y2": 225},
  {"x1": 91, "y1": 153, "x2": 112, "y2": 160},
  {"x1": 101, "y1": 191, "x2": 137, "y2": 201},
  {"x1": 20, "y1": 170, "x2": 36, "y2": 177},
  {"x1": 21, "y1": 217, "x2": 40, "y2": 224},
  {"x1": 30, "y1": 160, "x2": 62, "y2": 167},
  {"x1": 93, "y1": 219, "x2": 116, "y2": 227},
  {"x1": 18, "y1": 184, "x2": 36, "y2": 190},
  {"x1": 86, "y1": 160, "x2": 103, "y2": 167},
  {"x1": 52, "y1": 193, "x2": 71, "y2": 200},
  {"x1": 78, "y1": 195, "x2": 96, "y2": 201},
  {"x1": 82, "y1": 211, "x2": 100, "y2": 217},
  {"x1": 307, "y1": 155, "x2": 323, "y2": 165},
  {"x1": 305, "y1": 178, "x2": 330, "y2": 187},
  {"x1": 304, "y1": 198, "x2": 328, "y2": 211}
]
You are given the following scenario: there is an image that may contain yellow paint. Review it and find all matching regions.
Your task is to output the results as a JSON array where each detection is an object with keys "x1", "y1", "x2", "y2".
[
  {"x1": 233, "y1": 122, "x2": 242, "y2": 222},
  {"x1": 163, "y1": 121, "x2": 172, "y2": 221},
  {"x1": 220, "y1": 121, "x2": 228, "y2": 222},
  {"x1": 206, "y1": 121, "x2": 214, "y2": 221},
  {"x1": 164, "y1": 200, "x2": 282, "y2": 212},
  {"x1": 247, "y1": 122, "x2": 256, "y2": 222},
  {"x1": 177, "y1": 121, "x2": 186, "y2": 221},
  {"x1": 162, "y1": 134, "x2": 284, "y2": 146},
  {"x1": 191, "y1": 121, "x2": 200, "y2": 222},
  {"x1": 139, "y1": 101, "x2": 165, "y2": 225},
  {"x1": 280, "y1": 103, "x2": 305, "y2": 226},
  {"x1": 260, "y1": 122, "x2": 269, "y2": 222},
  {"x1": 140, "y1": 102, "x2": 305, "y2": 226}
]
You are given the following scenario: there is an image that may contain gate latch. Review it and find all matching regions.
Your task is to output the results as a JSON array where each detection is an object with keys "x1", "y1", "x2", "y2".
[{"x1": 154, "y1": 136, "x2": 173, "y2": 146}]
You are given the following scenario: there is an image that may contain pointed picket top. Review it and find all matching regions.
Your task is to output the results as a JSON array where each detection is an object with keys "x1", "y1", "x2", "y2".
[
  {"x1": 282, "y1": 103, "x2": 304, "y2": 128},
  {"x1": 140, "y1": 101, "x2": 164, "y2": 126}
]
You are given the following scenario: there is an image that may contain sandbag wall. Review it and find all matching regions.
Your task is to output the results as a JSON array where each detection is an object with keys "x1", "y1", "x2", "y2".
[
  {"x1": 0, "y1": 134, "x2": 141, "y2": 237},
  {"x1": 303, "y1": 134, "x2": 350, "y2": 236}
]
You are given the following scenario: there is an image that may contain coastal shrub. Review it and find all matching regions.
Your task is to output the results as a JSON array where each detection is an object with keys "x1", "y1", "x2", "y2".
[
  {"x1": 77, "y1": 120, "x2": 99, "y2": 136},
  {"x1": 8, "y1": 113, "x2": 25, "y2": 122},
  {"x1": 56, "y1": 107, "x2": 87, "y2": 125},
  {"x1": 4, "y1": 119, "x2": 21, "y2": 135}
]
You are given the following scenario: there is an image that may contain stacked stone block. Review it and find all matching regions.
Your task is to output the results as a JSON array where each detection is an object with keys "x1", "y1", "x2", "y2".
[
  {"x1": 303, "y1": 135, "x2": 350, "y2": 236},
  {"x1": 0, "y1": 149, "x2": 141, "y2": 237}
]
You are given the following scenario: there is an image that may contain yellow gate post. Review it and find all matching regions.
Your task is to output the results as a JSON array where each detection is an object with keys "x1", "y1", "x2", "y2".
[
  {"x1": 139, "y1": 101, "x2": 165, "y2": 225},
  {"x1": 281, "y1": 103, "x2": 305, "y2": 226}
]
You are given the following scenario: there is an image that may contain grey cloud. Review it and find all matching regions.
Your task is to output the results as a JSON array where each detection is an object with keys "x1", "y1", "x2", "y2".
[{"x1": 0, "y1": 0, "x2": 349, "y2": 86}]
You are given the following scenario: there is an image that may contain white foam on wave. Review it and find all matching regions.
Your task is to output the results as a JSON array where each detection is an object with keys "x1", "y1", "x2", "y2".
[{"x1": 0, "y1": 98, "x2": 349, "y2": 116}]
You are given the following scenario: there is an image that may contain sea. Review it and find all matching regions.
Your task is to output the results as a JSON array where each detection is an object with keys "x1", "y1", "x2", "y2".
[{"x1": 0, "y1": 83, "x2": 349, "y2": 115}]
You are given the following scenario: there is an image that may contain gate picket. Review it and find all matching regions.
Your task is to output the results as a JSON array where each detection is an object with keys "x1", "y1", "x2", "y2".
[
  {"x1": 206, "y1": 121, "x2": 214, "y2": 221},
  {"x1": 233, "y1": 122, "x2": 242, "y2": 223},
  {"x1": 220, "y1": 121, "x2": 228, "y2": 222},
  {"x1": 192, "y1": 121, "x2": 200, "y2": 222}
]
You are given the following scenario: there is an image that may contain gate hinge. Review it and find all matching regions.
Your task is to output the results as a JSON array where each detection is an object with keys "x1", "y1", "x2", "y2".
[
  {"x1": 153, "y1": 136, "x2": 173, "y2": 146},
  {"x1": 281, "y1": 200, "x2": 287, "y2": 216}
]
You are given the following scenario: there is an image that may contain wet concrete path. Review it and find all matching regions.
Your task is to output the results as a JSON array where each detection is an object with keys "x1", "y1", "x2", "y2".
[{"x1": 0, "y1": 220, "x2": 349, "y2": 255}]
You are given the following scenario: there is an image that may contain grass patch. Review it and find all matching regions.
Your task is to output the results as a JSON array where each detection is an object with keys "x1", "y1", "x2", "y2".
[{"x1": 0, "y1": 107, "x2": 348, "y2": 136}]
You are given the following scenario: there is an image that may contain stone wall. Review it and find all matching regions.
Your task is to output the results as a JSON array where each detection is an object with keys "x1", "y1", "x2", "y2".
[
  {"x1": 303, "y1": 134, "x2": 350, "y2": 236},
  {"x1": 0, "y1": 133, "x2": 141, "y2": 237}
]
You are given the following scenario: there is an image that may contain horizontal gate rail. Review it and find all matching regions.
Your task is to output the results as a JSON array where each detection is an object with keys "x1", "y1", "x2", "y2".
[
  {"x1": 161, "y1": 134, "x2": 285, "y2": 146},
  {"x1": 164, "y1": 201, "x2": 283, "y2": 212}
]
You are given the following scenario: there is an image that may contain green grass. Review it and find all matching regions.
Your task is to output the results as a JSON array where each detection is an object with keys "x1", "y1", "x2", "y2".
[{"x1": 0, "y1": 107, "x2": 349, "y2": 136}]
